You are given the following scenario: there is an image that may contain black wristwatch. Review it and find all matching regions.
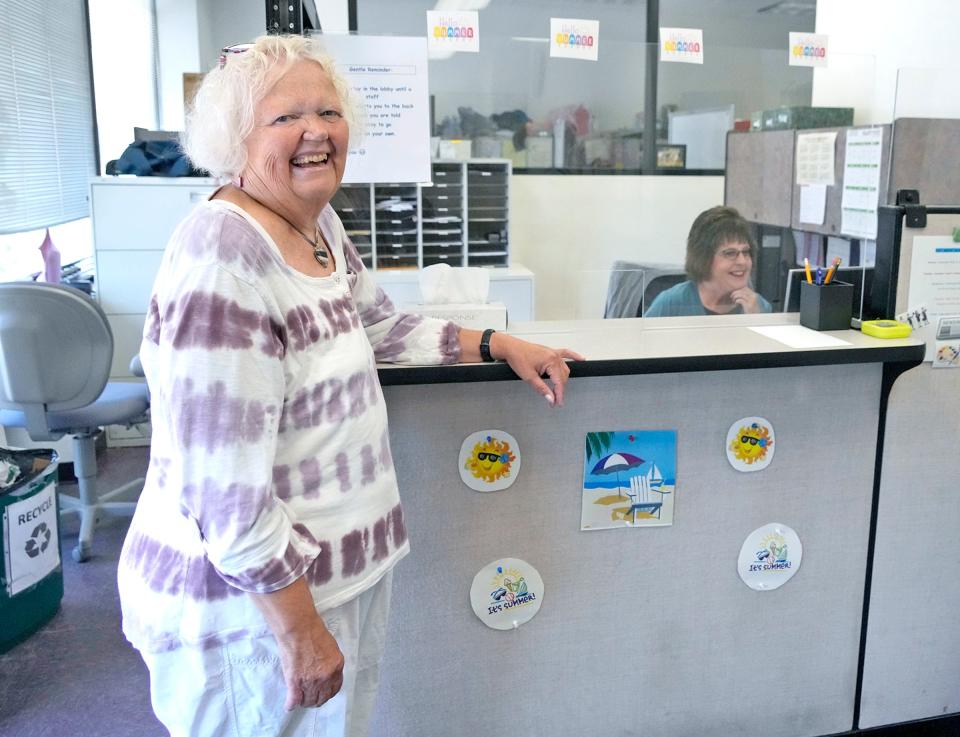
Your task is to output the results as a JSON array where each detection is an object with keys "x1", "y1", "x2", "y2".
[{"x1": 479, "y1": 328, "x2": 497, "y2": 362}]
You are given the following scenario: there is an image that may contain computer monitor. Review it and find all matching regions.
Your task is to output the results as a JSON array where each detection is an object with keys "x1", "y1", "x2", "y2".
[{"x1": 782, "y1": 266, "x2": 873, "y2": 319}]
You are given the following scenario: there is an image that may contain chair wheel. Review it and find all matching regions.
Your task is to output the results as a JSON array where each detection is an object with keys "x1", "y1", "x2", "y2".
[{"x1": 72, "y1": 544, "x2": 90, "y2": 563}]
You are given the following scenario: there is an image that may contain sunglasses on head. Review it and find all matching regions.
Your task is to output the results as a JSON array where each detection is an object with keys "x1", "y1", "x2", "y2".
[
  {"x1": 219, "y1": 43, "x2": 254, "y2": 69},
  {"x1": 477, "y1": 452, "x2": 503, "y2": 462}
]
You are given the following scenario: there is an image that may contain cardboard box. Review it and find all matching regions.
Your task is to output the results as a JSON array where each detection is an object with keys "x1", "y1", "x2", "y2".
[{"x1": 403, "y1": 302, "x2": 507, "y2": 331}]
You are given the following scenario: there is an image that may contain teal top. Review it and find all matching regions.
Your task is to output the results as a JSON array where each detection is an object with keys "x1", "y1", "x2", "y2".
[{"x1": 645, "y1": 280, "x2": 773, "y2": 317}]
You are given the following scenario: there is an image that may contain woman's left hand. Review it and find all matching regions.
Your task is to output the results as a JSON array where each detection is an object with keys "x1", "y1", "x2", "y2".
[
  {"x1": 730, "y1": 286, "x2": 764, "y2": 314},
  {"x1": 491, "y1": 333, "x2": 585, "y2": 407}
]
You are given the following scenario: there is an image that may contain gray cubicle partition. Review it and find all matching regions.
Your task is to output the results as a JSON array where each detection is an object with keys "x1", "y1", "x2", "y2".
[
  {"x1": 859, "y1": 365, "x2": 960, "y2": 727},
  {"x1": 373, "y1": 361, "x2": 883, "y2": 737},
  {"x1": 888, "y1": 118, "x2": 960, "y2": 206},
  {"x1": 725, "y1": 129, "x2": 795, "y2": 227}
]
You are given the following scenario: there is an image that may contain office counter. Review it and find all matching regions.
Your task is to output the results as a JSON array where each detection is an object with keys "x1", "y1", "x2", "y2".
[{"x1": 370, "y1": 316, "x2": 929, "y2": 737}]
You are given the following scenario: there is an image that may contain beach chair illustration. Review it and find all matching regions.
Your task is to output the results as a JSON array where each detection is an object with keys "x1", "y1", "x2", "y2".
[{"x1": 625, "y1": 463, "x2": 668, "y2": 523}]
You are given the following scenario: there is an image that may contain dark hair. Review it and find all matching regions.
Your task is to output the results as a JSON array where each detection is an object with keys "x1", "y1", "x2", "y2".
[{"x1": 684, "y1": 206, "x2": 756, "y2": 283}]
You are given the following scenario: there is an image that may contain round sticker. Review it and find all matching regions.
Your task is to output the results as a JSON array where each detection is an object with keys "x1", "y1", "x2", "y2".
[
  {"x1": 470, "y1": 558, "x2": 544, "y2": 630},
  {"x1": 737, "y1": 523, "x2": 802, "y2": 591},
  {"x1": 726, "y1": 416, "x2": 775, "y2": 472},
  {"x1": 458, "y1": 430, "x2": 521, "y2": 492}
]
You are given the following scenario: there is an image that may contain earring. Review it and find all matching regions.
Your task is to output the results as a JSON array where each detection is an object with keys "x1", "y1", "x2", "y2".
[{"x1": 238, "y1": 175, "x2": 244, "y2": 189}]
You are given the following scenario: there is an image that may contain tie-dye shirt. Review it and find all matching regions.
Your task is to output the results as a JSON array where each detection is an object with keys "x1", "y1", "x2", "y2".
[{"x1": 118, "y1": 199, "x2": 459, "y2": 654}]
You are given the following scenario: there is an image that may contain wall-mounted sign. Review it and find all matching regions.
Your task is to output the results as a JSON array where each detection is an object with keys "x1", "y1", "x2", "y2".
[
  {"x1": 470, "y1": 558, "x2": 544, "y2": 630},
  {"x1": 726, "y1": 417, "x2": 776, "y2": 473},
  {"x1": 459, "y1": 430, "x2": 521, "y2": 492},
  {"x1": 737, "y1": 523, "x2": 803, "y2": 591}
]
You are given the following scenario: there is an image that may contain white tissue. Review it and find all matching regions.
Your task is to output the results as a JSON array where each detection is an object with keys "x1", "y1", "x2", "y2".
[{"x1": 418, "y1": 263, "x2": 490, "y2": 305}]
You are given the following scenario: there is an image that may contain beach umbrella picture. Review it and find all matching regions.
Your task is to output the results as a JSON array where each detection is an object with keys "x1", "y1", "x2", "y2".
[{"x1": 590, "y1": 452, "x2": 645, "y2": 497}]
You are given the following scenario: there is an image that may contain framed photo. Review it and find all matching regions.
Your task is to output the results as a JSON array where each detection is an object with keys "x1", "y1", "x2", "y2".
[{"x1": 656, "y1": 143, "x2": 686, "y2": 169}]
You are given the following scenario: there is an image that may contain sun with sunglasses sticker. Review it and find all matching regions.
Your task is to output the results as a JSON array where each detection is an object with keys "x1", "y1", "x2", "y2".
[
  {"x1": 725, "y1": 417, "x2": 775, "y2": 472},
  {"x1": 458, "y1": 430, "x2": 522, "y2": 492}
]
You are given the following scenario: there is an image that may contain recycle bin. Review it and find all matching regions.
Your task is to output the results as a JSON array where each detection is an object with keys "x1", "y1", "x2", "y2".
[{"x1": 0, "y1": 448, "x2": 62, "y2": 653}]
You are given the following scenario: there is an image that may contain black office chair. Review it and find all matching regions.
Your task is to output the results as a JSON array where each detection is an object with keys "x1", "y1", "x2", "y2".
[
  {"x1": 603, "y1": 260, "x2": 686, "y2": 318},
  {"x1": 640, "y1": 273, "x2": 688, "y2": 315},
  {"x1": 0, "y1": 283, "x2": 150, "y2": 561}
]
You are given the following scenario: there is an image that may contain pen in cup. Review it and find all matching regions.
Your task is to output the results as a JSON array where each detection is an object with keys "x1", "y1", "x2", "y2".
[{"x1": 815, "y1": 267, "x2": 824, "y2": 286}]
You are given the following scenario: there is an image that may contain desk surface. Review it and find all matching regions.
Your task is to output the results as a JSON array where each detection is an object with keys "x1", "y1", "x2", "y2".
[{"x1": 377, "y1": 313, "x2": 925, "y2": 385}]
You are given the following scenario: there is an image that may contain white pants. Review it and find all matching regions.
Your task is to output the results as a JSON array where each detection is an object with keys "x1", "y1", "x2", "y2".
[{"x1": 142, "y1": 571, "x2": 392, "y2": 737}]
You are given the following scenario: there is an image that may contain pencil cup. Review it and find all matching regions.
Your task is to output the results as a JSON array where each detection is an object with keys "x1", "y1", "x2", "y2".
[{"x1": 800, "y1": 280, "x2": 854, "y2": 331}]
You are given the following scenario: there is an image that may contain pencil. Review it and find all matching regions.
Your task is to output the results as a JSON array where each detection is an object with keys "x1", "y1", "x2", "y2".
[{"x1": 804, "y1": 257, "x2": 813, "y2": 284}]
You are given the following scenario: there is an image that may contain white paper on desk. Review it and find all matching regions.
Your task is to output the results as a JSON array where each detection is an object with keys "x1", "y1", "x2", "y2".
[
  {"x1": 799, "y1": 184, "x2": 827, "y2": 225},
  {"x1": 795, "y1": 131, "x2": 836, "y2": 186},
  {"x1": 750, "y1": 326, "x2": 851, "y2": 349},
  {"x1": 840, "y1": 127, "x2": 883, "y2": 240}
]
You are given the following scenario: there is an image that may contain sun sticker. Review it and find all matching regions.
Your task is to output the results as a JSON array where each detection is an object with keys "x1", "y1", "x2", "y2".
[
  {"x1": 725, "y1": 417, "x2": 775, "y2": 472},
  {"x1": 458, "y1": 430, "x2": 521, "y2": 492}
]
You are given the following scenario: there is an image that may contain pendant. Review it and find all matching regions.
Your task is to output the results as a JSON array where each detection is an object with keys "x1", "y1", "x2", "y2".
[{"x1": 313, "y1": 246, "x2": 329, "y2": 267}]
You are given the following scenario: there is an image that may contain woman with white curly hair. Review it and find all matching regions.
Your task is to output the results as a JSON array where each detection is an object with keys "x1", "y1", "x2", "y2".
[{"x1": 118, "y1": 34, "x2": 581, "y2": 737}]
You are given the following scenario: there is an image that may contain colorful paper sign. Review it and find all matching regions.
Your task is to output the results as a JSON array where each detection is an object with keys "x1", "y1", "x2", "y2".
[
  {"x1": 726, "y1": 417, "x2": 775, "y2": 473},
  {"x1": 550, "y1": 18, "x2": 600, "y2": 62},
  {"x1": 581, "y1": 430, "x2": 677, "y2": 530},
  {"x1": 459, "y1": 430, "x2": 521, "y2": 492},
  {"x1": 737, "y1": 523, "x2": 803, "y2": 591},
  {"x1": 659, "y1": 27, "x2": 704, "y2": 65},
  {"x1": 789, "y1": 32, "x2": 829, "y2": 67},
  {"x1": 470, "y1": 558, "x2": 544, "y2": 630},
  {"x1": 426, "y1": 10, "x2": 479, "y2": 55}
]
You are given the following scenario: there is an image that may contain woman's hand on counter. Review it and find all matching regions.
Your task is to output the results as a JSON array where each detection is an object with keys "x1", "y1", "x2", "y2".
[{"x1": 459, "y1": 328, "x2": 584, "y2": 407}]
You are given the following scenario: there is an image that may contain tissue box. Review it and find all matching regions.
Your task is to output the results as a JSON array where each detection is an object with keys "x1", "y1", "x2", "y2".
[{"x1": 403, "y1": 302, "x2": 507, "y2": 331}]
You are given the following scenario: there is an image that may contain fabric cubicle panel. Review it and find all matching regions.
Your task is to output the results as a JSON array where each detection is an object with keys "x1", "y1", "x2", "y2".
[
  {"x1": 859, "y1": 365, "x2": 960, "y2": 728},
  {"x1": 373, "y1": 363, "x2": 881, "y2": 737}
]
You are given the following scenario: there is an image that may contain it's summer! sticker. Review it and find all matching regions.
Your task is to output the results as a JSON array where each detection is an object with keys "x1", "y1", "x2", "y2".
[
  {"x1": 459, "y1": 430, "x2": 521, "y2": 492},
  {"x1": 737, "y1": 523, "x2": 802, "y2": 591},
  {"x1": 470, "y1": 558, "x2": 544, "y2": 630},
  {"x1": 726, "y1": 416, "x2": 775, "y2": 472}
]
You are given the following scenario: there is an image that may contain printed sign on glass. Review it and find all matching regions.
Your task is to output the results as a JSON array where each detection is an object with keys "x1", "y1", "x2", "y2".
[
  {"x1": 659, "y1": 27, "x2": 704, "y2": 64},
  {"x1": 426, "y1": 10, "x2": 479, "y2": 55},
  {"x1": 789, "y1": 32, "x2": 829, "y2": 67},
  {"x1": 550, "y1": 18, "x2": 600, "y2": 62}
]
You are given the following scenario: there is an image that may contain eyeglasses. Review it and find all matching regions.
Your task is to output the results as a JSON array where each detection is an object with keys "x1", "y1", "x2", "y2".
[
  {"x1": 740, "y1": 435, "x2": 760, "y2": 445},
  {"x1": 219, "y1": 43, "x2": 253, "y2": 69},
  {"x1": 718, "y1": 246, "x2": 752, "y2": 261},
  {"x1": 476, "y1": 452, "x2": 504, "y2": 462}
]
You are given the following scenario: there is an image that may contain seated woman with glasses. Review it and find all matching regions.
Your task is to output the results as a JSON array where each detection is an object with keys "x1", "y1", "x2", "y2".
[
  {"x1": 117, "y1": 34, "x2": 582, "y2": 737},
  {"x1": 644, "y1": 206, "x2": 772, "y2": 317}
]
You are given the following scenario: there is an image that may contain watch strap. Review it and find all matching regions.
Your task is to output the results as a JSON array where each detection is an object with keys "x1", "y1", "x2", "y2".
[{"x1": 479, "y1": 328, "x2": 496, "y2": 362}]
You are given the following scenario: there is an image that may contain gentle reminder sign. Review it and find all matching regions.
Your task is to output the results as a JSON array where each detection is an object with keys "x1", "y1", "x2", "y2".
[
  {"x1": 4, "y1": 479, "x2": 60, "y2": 596},
  {"x1": 659, "y1": 27, "x2": 703, "y2": 64},
  {"x1": 789, "y1": 32, "x2": 829, "y2": 67},
  {"x1": 426, "y1": 11, "x2": 479, "y2": 55},
  {"x1": 316, "y1": 34, "x2": 431, "y2": 184},
  {"x1": 550, "y1": 18, "x2": 599, "y2": 62}
]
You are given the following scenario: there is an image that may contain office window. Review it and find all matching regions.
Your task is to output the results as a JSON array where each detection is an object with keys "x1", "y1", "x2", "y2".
[
  {"x1": 357, "y1": 0, "x2": 816, "y2": 174},
  {"x1": 0, "y1": 0, "x2": 98, "y2": 233}
]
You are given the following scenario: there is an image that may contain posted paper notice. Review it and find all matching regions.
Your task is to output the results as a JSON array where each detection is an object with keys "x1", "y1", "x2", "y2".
[
  {"x1": 908, "y1": 235, "x2": 960, "y2": 360},
  {"x1": 426, "y1": 11, "x2": 479, "y2": 55},
  {"x1": 799, "y1": 184, "x2": 827, "y2": 225},
  {"x1": 840, "y1": 127, "x2": 884, "y2": 240},
  {"x1": 789, "y1": 32, "x2": 829, "y2": 67},
  {"x1": 550, "y1": 18, "x2": 599, "y2": 61},
  {"x1": 795, "y1": 131, "x2": 836, "y2": 186},
  {"x1": 659, "y1": 27, "x2": 703, "y2": 64},
  {"x1": 316, "y1": 35, "x2": 431, "y2": 184}
]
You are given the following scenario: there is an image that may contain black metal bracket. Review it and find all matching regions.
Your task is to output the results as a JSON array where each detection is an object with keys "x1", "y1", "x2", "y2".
[
  {"x1": 896, "y1": 189, "x2": 927, "y2": 228},
  {"x1": 266, "y1": 1, "x2": 303, "y2": 34}
]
